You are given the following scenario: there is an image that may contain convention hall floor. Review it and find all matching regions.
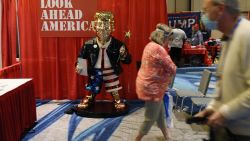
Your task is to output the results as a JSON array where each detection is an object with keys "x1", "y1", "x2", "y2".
[{"x1": 22, "y1": 67, "x2": 216, "y2": 141}]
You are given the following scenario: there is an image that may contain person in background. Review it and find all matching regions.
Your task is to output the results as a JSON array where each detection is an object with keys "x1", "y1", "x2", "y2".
[
  {"x1": 191, "y1": 24, "x2": 204, "y2": 46},
  {"x1": 135, "y1": 23, "x2": 176, "y2": 141},
  {"x1": 200, "y1": 22, "x2": 212, "y2": 42},
  {"x1": 195, "y1": 0, "x2": 250, "y2": 140},
  {"x1": 169, "y1": 27, "x2": 187, "y2": 67}
]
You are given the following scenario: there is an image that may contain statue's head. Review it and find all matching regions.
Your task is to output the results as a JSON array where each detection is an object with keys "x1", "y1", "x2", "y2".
[{"x1": 94, "y1": 11, "x2": 115, "y2": 43}]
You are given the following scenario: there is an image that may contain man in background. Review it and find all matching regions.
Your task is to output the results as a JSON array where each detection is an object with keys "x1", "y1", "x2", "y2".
[
  {"x1": 191, "y1": 24, "x2": 204, "y2": 46},
  {"x1": 200, "y1": 22, "x2": 212, "y2": 42},
  {"x1": 169, "y1": 27, "x2": 187, "y2": 67}
]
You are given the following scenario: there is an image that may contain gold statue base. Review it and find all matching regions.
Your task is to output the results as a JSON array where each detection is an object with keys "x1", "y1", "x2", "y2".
[{"x1": 65, "y1": 100, "x2": 129, "y2": 118}]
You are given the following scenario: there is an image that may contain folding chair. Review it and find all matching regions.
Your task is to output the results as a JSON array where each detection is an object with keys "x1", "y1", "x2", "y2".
[
  {"x1": 169, "y1": 74, "x2": 176, "y2": 89},
  {"x1": 190, "y1": 97, "x2": 213, "y2": 115},
  {"x1": 175, "y1": 69, "x2": 212, "y2": 111}
]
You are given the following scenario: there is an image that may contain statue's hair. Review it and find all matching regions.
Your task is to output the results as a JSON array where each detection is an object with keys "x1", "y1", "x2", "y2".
[
  {"x1": 94, "y1": 11, "x2": 114, "y2": 22},
  {"x1": 94, "y1": 11, "x2": 115, "y2": 30}
]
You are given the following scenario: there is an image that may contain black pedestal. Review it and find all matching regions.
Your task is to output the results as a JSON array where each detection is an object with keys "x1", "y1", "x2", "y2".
[{"x1": 65, "y1": 101, "x2": 129, "y2": 118}]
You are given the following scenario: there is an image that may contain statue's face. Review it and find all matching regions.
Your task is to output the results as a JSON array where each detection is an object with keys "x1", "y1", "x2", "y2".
[{"x1": 95, "y1": 19, "x2": 112, "y2": 43}]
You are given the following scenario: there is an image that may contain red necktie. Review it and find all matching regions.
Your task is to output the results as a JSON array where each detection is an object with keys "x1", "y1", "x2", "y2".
[{"x1": 101, "y1": 48, "x2": 105, "y2": 69}]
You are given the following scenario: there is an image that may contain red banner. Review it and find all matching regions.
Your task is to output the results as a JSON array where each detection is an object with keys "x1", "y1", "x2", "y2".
[{"x1": 39, "y1": 0, "x2": 97, "y2": 37}]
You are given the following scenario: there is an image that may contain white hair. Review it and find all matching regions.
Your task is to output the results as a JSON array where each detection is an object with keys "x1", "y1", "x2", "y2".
[
  {"x1": 149, "y1": 23, "x2": 172, "y2": 45},
  {"x1": 212, "y1": 0, "x2": 240, "y2": 15},
  {"x1": 150, "y1": 30, "x2": 165, "y2": 45}
]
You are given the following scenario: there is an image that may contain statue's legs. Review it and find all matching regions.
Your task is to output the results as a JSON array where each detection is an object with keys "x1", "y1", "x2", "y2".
[
  {"x1": 111, "y1": 91, "x2": 125, "y2": 110},
  {"x1": 78, "y1": 93, "x2": 97, "y2": 109},
  {"x1": 78, "y1": 69, "x2": 103, "y2": 109}
]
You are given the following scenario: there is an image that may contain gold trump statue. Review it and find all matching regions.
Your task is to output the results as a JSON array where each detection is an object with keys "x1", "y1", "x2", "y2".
[{"x1": 76, "y1": 11, "x2": 132, "y2": 111}]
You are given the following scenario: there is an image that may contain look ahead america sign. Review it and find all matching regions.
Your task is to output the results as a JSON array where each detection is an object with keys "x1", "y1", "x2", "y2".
[{"x1": 40, "y1": 0, "x2": 97, "y2": 37}]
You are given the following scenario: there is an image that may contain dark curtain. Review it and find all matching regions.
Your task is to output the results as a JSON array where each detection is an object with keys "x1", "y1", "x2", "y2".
[
  {"x1": 17, "y1": 0, "x2": 168, "y2": 99},
  {"x1": 1, "y1": 0, "x2": 17, "y2": 67}
]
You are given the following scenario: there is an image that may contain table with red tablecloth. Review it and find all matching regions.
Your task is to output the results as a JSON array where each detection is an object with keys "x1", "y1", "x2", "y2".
[
  {"x1": 0, "y1": 79, "x2": 36, "y2": 141},
  {"x1": 182, "y1": 47, "x2": 207, "y2": 55}
]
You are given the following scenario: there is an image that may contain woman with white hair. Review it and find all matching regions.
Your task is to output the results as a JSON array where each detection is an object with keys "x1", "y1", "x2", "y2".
[{"x1": 135, "y1": 23, "x2": 176, "y2": 141}]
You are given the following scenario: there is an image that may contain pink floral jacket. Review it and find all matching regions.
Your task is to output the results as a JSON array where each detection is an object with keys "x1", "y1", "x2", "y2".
[{"x1": 136, "y1": 42, "x2": 176, "y2": 101}]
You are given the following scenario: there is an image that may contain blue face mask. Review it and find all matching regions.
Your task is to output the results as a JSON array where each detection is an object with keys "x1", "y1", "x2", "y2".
[{"x1": 201, "y1": 14, "x2": 218, "y2": 30}]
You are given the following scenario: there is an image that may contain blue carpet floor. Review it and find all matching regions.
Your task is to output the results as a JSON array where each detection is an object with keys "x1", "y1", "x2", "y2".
[{"x1": 22, "y1": 67, "x2": 215, "y2": 141}]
